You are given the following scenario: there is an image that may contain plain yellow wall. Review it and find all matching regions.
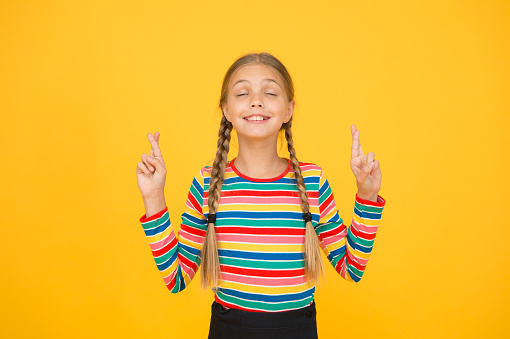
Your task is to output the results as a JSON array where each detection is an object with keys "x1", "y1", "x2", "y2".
[{"x1": 1, "y1": 0, "x2": 509, "y2": 338}]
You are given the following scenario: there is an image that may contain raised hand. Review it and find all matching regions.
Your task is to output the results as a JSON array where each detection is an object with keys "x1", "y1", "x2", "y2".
[
  {"x1": 350, "y1": 124, "x2": 382, "y2": 201},
  {"x1": 136, "y1": 132, "x2": 167, "y2": 199}
]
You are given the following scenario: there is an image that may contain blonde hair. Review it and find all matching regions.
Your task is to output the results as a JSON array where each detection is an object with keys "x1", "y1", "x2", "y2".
[{"x1": 200, "y1": 52, "x2": 324, "y2": 289}]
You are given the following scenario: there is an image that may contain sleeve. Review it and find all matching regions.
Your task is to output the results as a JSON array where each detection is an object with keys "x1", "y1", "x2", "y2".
[
  {"x1": 314, "y1": 169, "x2": 386, "y2": 283},
  {"x1": 139, "y1": 170, "x2": 208, "y2": 292}
]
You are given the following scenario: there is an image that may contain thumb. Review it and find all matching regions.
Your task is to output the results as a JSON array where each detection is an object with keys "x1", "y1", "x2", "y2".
[
  {"x1": 147, "y1": 156, "x2": 167, "y2": 174},
  {"x1": 358, "y1": 162, "x2": 373, "y2": 183}
]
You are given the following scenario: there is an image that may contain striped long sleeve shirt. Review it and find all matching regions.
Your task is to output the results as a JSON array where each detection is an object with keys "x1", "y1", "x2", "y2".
[{"x1": 139, "y1": 159, "x2": 386, "y2": 312}]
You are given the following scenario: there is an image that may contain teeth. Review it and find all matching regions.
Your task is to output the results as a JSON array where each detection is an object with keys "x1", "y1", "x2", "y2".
[{"x1": 246, "y1": 116, "x2": 266, "y2": 121}]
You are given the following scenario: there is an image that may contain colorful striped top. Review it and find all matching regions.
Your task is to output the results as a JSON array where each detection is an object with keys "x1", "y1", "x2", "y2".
[{"x1": 139, "y1": 158, "x2": 386, "y2": 312}]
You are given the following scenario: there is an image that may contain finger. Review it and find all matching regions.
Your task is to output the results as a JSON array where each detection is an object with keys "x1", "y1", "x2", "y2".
[
  {"x1": 137, "y1": 162, "x2": 150, "y2": 175},
  {"x1": 359, "y1": 137, "x2": 365, "y2": 157},
  {"x1": 147, "y1": 133, "x2": 163, "y2": 158},
  {"x1": 373, "y1": 159, "x2": 379, "y2": 170},
  {"x1": 351, "y1": 129, "x2": 360, "y2": 159},
  {"x1": 154, "y1": 132, "x2": 160, "y2": 144},
  {"x1": 367, "y1": 152, "x2": 375, "y2": 164},
  {"x1": 141, "y1": 153, "x2": 155, "y2": 172}
]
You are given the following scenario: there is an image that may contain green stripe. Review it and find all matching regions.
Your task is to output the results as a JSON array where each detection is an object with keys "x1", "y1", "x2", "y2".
[
  {"x1": 141, "y1": 212, "x2": 169, "y2": 230},
  {"x1": 315, "y1": 221, "x2": 343, "y2": 234},
  {"x1": 347, "y1": 227, "x2": 375, "y2": 249},
  {"x1": 154, "y1": 251, "x2": 173, "y2": 265},
  {"x1": 348, "y1": 264, "x2": 364, "y2": 278},
  {"x1": 355, "y1": 237, "x2": 375, "y2": 248},
  {"x1": 330, "y1": 249, "x2": 345, "y2": 267},
  {"x1": 354, "y1": 200, "x2": 384, "y2": 213},
  {"x1": 189, "y1": 183, "x2": 201, "y2": 203},
  {"x1": 179, "y1": 248, "x2": 198, "y2": 262},
  {"x1": 319, "y1": 185, "x2": 333, "y2": 205}
]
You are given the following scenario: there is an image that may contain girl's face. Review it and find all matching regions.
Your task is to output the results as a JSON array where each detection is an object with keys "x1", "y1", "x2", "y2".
[{"x1": 222, "y1": 63, "x2": 294, "y2": 143}]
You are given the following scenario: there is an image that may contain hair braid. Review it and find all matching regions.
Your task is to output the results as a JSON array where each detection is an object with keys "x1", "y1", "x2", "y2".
[
  {"x1": 201, "y1": 115, "x2": 232, "y2": 289},
  {"x1": 283, "y1": 119, "x2": 324, "y2": 282}
]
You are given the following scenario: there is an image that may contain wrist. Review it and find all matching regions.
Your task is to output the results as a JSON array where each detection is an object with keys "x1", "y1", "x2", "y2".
[
  {"x1": 356, "y1": 191, "x2": 378, "y2": 202},
  {"x1": 142, "y1": 193, "x2": 167, "y2": 218}
]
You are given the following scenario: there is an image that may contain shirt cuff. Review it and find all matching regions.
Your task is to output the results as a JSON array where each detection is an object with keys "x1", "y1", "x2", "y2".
[
  {"x1": 355, "y1": 194, "x2": 386, "y2": 207},
  {"x1": 139, "y1": 206, "x2": 169, "y2": 223}
]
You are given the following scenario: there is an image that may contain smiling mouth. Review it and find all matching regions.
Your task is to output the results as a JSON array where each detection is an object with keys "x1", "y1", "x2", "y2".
[{"x1": 244, "y1": 115, "x2": 270, "y2": 121}]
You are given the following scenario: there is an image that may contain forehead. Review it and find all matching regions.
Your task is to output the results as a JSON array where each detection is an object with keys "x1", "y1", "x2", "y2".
[{"x1": 229, "y1": 63, "x2": 284, "y2": 87}]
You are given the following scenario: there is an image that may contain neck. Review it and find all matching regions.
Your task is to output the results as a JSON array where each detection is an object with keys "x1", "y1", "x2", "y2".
[{"x1": 234, "y1": 135, "x2": 287, "y2": 179}]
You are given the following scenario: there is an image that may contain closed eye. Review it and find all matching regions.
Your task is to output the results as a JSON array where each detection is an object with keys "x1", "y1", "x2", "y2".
[
  {"x1": 237, "y1": 93, "x2": 247, "y2": 96},
  {"x1": 266, "y1": 93, "x2": 276, "y2": 96}
]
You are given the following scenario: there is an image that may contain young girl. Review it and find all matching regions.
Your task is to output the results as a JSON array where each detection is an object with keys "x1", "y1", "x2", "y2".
[{"x1": 136, "y1": 52, "x2": 385, "y2": 338}]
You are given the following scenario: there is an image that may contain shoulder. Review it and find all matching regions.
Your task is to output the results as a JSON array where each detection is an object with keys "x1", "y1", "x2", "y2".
[
  {"x1": 187, "y1": 165, "x2": 212, "y2": 189},
  {"x1": 296, "y1": 161, "x2": 324, "y2": 177}
]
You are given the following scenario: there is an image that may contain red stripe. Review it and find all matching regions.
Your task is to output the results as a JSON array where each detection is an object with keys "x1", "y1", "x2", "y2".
[
  {"x1": 178, "y1": 252, "x2": 195, "y2": 269},
  {"x1": 318, "y1": 223, "x2": 346, "y2": 240},
  {"x1": 350, "y1": 226, "x2": 377, "y2": 241},
  {"x1": 167, "y1": 278, "x2": 176, "y2": 291},
  {"x1": 215, "y1": 226, "x2": 305, "y2": 236},
  {"x1": 204, "y1": 190, "x2": 319, "y2": 198},
  {"x1": 221, "y1": 265, "x2": 304, "y2": 278},
  {"x1": 188, "y1": 191, "x2": 202, "y2": 213},
  {"x1": 319, "y1": 193, "x2": 334, "y2": 214},
  {"x1": 345, "y1": 252, "x2": 366, "y2": 272},
  {"x1": 181, "y1": 224, "x2": 207, "y2": 237},
  {"x1": 335, "y1": 256, "x2": 346, "y2": 274},
  {"x1": 153, "y1": 237, "x2": 176, "y2": 257}
]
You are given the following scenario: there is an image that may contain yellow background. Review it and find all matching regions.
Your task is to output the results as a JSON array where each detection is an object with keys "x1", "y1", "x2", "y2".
[{"x1": 1, "y1": 0, "x2": 509, "y2": 338}]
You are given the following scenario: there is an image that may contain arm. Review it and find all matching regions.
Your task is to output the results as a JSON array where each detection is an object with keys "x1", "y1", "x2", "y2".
[
  {"x1": 314, "y1": 172, "x2": 386, "y2": 282},
  {"x1": 139, "y1": 172, "x2": 208, "y2": 293}
]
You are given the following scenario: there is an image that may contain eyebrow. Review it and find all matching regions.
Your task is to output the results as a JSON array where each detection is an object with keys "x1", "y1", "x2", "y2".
[{"x1": 232, "y1": 78, "x2": 281, "y2": 87}]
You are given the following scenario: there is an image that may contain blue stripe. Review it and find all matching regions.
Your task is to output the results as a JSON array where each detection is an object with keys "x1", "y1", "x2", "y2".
[
  {"x1": 346, "y1": 231, "x2": 371, "y2": 254},
  {"x1": 354, "y1": 206, "x2": 382, "y2": 220},
  {"x1": 157, "y1": 251, "x2": 177, "y2": 271},
  {"x1": 219, "y1": 249, "x2": 304, "y2": 261},
  {"x1": 319, "y1": 179, "x2": 330, "y2": 197},
  {"x1": 181, "y1": 212, "x2": 206, "y2": 226},
  {"x1": 144, "y1": 218, "x2": 170, "y2": 236},
  {"x1": 329, "y1": 245, "x2": 346, "y2": 259},
  {"x1": 180, "y1": 242, "x2": 201, "y2": 256},
  {"x1": 217, "y1": 210, "x2": 318, "y2": 222},
  {"x1": 347, "y1": 267, "x2": 361, "y2": 282},
  {"x1": 218, "y1": 287, "x2": 315, "y2": 303},
  {"x1": 192, "y1": 177, "x2": 203, "y2": 196}
]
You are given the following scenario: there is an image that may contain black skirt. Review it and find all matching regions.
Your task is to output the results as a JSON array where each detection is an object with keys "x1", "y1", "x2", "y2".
[{"x1": 207, "y1": 300, "x2": 318, "y2": 339}]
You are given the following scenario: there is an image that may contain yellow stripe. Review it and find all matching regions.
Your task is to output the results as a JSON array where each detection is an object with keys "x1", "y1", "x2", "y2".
[
  {"x1": 346, "y1": 242, "x2": 371, "y2": 260},
  {"x1": 180, "y1": 236, "x2": 203, "y2": 250},
  {"x1": 353, "y1": 213, "x2": 380, "y2": 226},
  {"x1": 185, "y1": 208, "x2": 203, "y2": 220},
  {"x1": 323, "y1": 239, "x2": 346, "y2": 252},
  {"x1": 147, "y1": 226, "x2": 173, "y2": 243}
]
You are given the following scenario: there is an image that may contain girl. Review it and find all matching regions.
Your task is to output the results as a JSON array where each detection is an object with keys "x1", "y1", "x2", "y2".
[{"x1": 136, "y1": 52, "x2": 385, "y2": 338}]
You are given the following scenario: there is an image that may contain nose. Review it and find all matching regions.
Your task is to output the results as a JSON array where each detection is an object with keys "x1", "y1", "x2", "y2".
[{"x1": 250, "y1": 94, "x2": 264, "y2": 108}]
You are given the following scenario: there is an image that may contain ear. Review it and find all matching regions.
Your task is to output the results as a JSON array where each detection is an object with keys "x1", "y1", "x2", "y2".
[
  {"x1": 283, "y1": 100, "x2": 295, "y2": 123},
  {"x1": 222, "y1": 104, "x2": 231, "y2": 122}
]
